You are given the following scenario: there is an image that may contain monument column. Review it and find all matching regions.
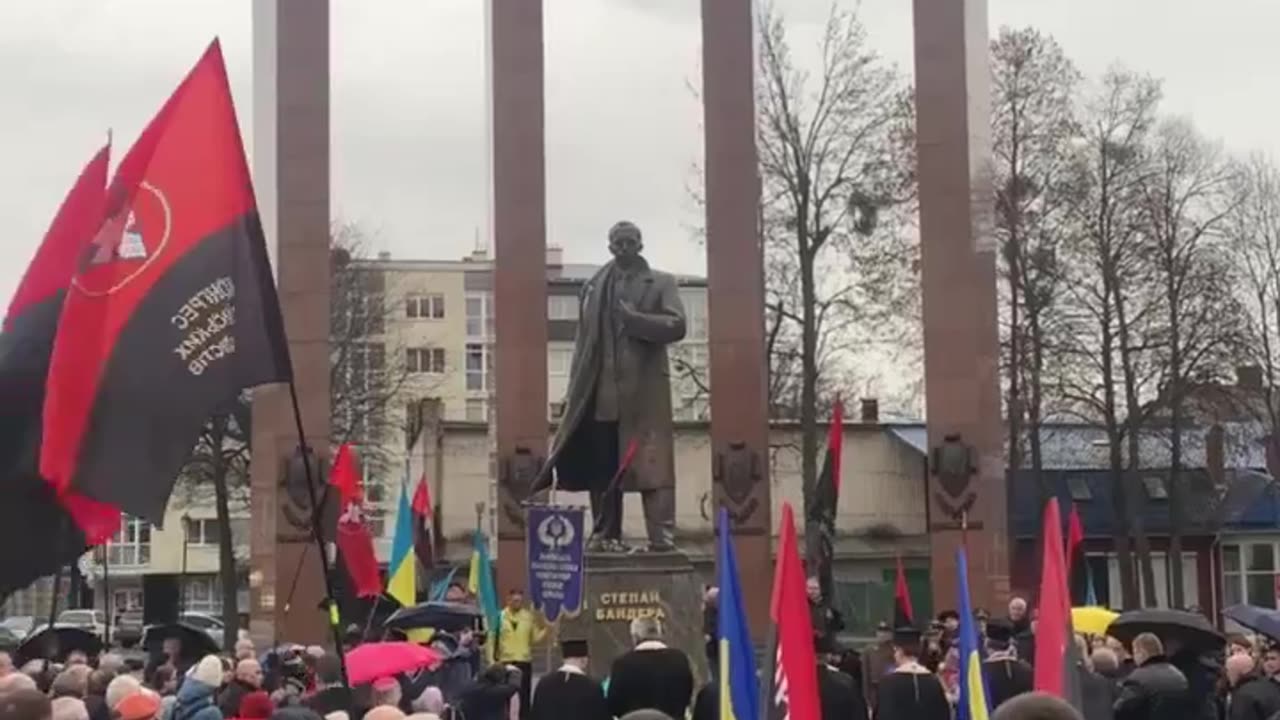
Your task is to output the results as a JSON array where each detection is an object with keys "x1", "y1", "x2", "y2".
[
  {"x1": 489, "y1": 0, "x2": 548, "y2": 594},
  {"x1": 249, "y1": 0, "x2": 332, "y2": 646},
  {"x1": 912, "y1": 0, "x2": 1008, "y2": 611},
  {"x1": 700, "y1": 0, "x2": 772, "y2": 631}
]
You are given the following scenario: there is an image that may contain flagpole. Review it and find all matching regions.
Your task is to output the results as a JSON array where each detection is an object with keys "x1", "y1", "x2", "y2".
[{"x1": 285, "y1": 379, "x2": 351, "y2": 688}]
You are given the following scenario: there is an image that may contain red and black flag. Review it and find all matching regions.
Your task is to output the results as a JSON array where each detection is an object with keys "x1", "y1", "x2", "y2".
[
  {"x1": 40, "y1": 40, "x2": 291, "y2": 524},
  {"x1": 1066, "y1": 503, "x2": 1092, "y2": 605},
  {"x1": 412, "y1": 476, "x2": 435, "y2": 571},
  {"x1": 894, "y1": 554, "x2": 915, "y2": 629},
  {"x1": 807, "y1": 399, "x2": 844, "y2": 602},
  {"x1": 0, "y1": 145, "x2": 123, "y2": 597},
  {"x1": 330, "y1": 445, "x2": 381, "y2": 599}
]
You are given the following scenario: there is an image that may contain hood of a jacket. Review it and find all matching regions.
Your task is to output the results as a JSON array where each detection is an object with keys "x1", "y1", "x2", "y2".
[{"x1": 176, "y1": 678, "x2": 217, "y2": 704}]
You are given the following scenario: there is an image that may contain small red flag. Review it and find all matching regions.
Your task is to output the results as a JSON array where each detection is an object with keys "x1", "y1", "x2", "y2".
[
  {"x1": 769, "y1": 503, "x2": 821, "y2": 720},
  {"x1": 411, "y1": 477, "x2": 432, "y2": 517},
  {"x1": 329, "y1": 444, "x2": 362, "y2": 505},
  {"x1": 894, "y1": 554, "x2": 914, "y2": 627}
]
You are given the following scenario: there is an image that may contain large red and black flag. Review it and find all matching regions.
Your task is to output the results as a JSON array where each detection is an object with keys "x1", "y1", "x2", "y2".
[
  {"x1": 807, "y1": 399, "x2": 844, "y2": 603},
  {"x1": 40, "y1": 40, "x2": 291, "y2": 524},
  {"x1": 412, "y1": 476, "x2": 436, "y2": 572},
  {"x1": 0, "y1": 145, "x2": 123, "y2": 597}
]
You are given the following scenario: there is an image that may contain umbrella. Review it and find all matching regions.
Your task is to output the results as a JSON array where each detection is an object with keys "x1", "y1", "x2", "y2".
[
  {"x1": 346, "y1": 641, "x2": 443, "y2": 686},
  {"x1": 15, "y1": 625, "x2": 103, "y2": 666},
  {"x1": 1072, "y1": 606, "x2": 1119, "y2": 636},
  {"x1": 1107, "y1": 609, "x2": 1224, "y2": 654},
  {"x1": 1223, "y1": 604, "x2": 1280, "y2": 642},
  {"x1": 383, "y1": 602, "x2": 482, "y2": 634},
  {"x1": 142, "y1": 622, "x2": 219, "y2": 661}
]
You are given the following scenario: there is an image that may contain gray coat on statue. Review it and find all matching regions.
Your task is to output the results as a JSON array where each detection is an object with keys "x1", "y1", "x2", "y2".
[{"x1": 536, "y1": 256, "x2": 685, "y2": 494}]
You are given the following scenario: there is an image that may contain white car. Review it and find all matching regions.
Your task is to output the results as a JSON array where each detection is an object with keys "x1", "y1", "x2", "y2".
[{"x1": 57, "y1": 610, "x2": 106, "y2": 639}]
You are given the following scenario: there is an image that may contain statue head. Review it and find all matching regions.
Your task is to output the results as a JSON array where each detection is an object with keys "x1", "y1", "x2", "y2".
[{"x1": 608, "y1": 221, "x2": 644, "y2": 266}]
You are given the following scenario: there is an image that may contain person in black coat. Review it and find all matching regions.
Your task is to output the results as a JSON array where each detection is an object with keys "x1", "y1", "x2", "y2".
[
  {"x1": 817, "y1": 637, "x2": 867, "y2": 720},
  {"x1": 1076, "y1": 636, "x2": 1116, "y2": 720},
  {"x1": 1113, "y1": 633, "x2": 1190, "y2": 720},
  {"x1": 530, "y1": 640, "x2": 609, "y2": 720},
  {"x1": 1228, "y1": 649, "x2": 1280, "y2": 720},
  {"x1": 982, "y1": 619, "x2": 1033, "y2": 710},
  {"x1": 607, "y1": 618, "x2": 694, "y2": 720},
  {"x1": 303, "y1": 655, "x2": 357, "y2": 718},
  {"x1": 874, "y1": 628, "x2": 950, "y2": 720}
]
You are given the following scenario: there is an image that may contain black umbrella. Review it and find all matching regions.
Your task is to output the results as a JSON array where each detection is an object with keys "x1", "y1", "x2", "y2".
[
  {"x1": 15, "y1": 625, "x2": 103, "y2": 666},
  {"x1": 142, "y1": 622, "x2": 219, "y2": 661},
  {"x1": 1223, "y1": 605, "x2": 1280, "y2": 642},
  {"x1": 1107, "y1": 609, "x2": 1225, "y2": 654},
  {"x1": 383, "y1": 602, "x2": 482, "y2": 634}
]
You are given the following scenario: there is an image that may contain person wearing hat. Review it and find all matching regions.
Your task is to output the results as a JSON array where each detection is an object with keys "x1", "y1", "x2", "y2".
[
  {"x1": 862, "y1": 621, "x2": 896, "y2": 715},
  {"x1": 873, "y1": 628, "x2": 949, "y2": 720},
  {"x1": 529, "y1": 639, "x2": 608, "y2": 720},
  {"x1": 982, "y1": 618, "x2": 1033, "y2": 711},
  {"x1": 167, "y1": 656, "x2": 224, "y2": 720},
  {"x1": 816, "y1": 636, "x2": 868, "y2": 720}
]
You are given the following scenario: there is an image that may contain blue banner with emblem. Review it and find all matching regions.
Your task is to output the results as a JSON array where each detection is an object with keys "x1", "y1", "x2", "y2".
[{"x1": 526, "y1": 504, "x2": 586, "y2": 622}]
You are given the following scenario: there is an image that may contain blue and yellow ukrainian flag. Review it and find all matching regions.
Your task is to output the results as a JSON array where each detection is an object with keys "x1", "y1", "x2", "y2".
[
  {"x1": 717, "y1": 508, "x2": 758, "y2": 720},
  {"x1": 468, "y1": 530, "x2": 501, "y2": 635},
  {"x1": 956, "y1": 546, "x2": 992, "y2": 720},
  {"x1": 386, "y1": 482, "x2": 416, "y2": 607}
]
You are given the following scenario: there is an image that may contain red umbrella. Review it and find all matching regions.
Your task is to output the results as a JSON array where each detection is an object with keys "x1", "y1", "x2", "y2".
[{"x1": 346, "y1": 642, "x2": 443, "y2": 686}]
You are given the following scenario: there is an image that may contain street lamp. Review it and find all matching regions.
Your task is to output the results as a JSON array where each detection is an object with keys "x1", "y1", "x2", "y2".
[{"x1": 181, "y1": 513, "x2": 191, "y2": 614}]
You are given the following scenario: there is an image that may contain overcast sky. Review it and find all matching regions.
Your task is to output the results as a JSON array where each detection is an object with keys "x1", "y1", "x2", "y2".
[{"x1": 2, "y1": 0, "x2": 1279, "y2": 309}]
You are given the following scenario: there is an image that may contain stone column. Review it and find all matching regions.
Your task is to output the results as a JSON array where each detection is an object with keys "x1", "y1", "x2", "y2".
[
  {"x1": 912, "y1": 0, "x2": 1008, "y2": 611},
  {"x1": 490, "y1": 0, "x2": 548, "y2": 595},
  {"x1": 249, "y1": 0, "x2": 332, "y2": 646},
  {"x1": 701, "y1": 0, "x2": 772, "y2": 631}
]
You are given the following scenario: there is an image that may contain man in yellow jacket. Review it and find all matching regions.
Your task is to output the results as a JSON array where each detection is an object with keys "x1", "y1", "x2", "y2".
[{"x1": 499, "y1": 588, "x2": 547, "y2": 719}]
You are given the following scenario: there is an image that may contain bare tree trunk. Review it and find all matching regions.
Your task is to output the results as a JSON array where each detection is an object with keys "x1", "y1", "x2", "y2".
[{"x1": 800, "y1": 240, "x2": 820, "y2": 562}]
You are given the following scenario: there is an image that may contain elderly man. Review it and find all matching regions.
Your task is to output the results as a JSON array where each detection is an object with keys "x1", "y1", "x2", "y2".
[
  {"x1": 50, "y1": 666, "x2": 90, "y2": 699},
  {"x1": 50, "y1": 697, "x2": 88, "y2": 720},
  {"x1": 0, "y1": 689, "x2": 52, "y2": 720},
  {"x1": 608, "y1": 617, "x2": 694, "y2": 720},
  {"x1": 234, "y1": 639, "x2": 256, "y2": 662},
  {"x1": 1229, "y1": 647, "x2": 1280, "y2": 720},
  {"x1": 218, "y1": 659, "x2": 263, "y2": 718}
]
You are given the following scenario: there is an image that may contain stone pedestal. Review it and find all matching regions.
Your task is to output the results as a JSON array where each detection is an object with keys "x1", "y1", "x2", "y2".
[{"x1": 560, "y1": 551, "x2": 708, "y2": 683}]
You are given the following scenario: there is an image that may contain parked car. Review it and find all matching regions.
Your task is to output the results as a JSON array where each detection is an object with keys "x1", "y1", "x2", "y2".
[
  {"x1": 113, "y1": 610, "x2": 144, "y2": 648},
  {"x1": 0, "y1": 625, "x2": 18, "y2": 651},
  {"x1": 57, "y1": 610, "x2": 106, "y2": 639},
  {"x1": 180, "y1": 612, "x2": 225, "y2": 649},
  {"x1": 1, "y1": 617, "x2": 34, "y2": 643}
]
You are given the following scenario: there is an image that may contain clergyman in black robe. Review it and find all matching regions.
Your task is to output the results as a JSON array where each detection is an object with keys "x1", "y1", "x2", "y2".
[
  {"x1": 874, "y1": 628, "x2": 950, "y2": 720},
  {"x1": 530, "y1": 639, "x2": 609, "y2": 720},
  {"x1": 982, "y1": 619, "x2": 1034, "y2": 710}
]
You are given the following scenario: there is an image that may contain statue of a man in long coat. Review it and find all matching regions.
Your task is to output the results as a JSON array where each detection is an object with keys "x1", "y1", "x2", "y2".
[{"x1": 533, "y1": 221, "x2": 686, "y2": 552}]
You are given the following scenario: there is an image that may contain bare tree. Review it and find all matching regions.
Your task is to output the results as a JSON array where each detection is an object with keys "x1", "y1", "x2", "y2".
[
  {"x1": 755, "y1": 2, "x2": 915, "y2": 563},
  {"x1": 1138, "y1": 118, "x2": 1243, "y2": 607},
  {"x1": 990, "y1": 27, "x2": 1081, "y2": 497},
  {"x1": 1057, "y1": 68, "x2": 1163, "y2": 609}
]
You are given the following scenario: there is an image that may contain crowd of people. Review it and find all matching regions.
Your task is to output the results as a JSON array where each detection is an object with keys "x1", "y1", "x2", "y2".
[{"x1": 5, "y1": 579, "x2": 1280, "y2": 720}]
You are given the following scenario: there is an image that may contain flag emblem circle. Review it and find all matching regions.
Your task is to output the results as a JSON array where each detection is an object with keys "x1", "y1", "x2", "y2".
[
  {"x1": 73, "y1": 181, "x2": 171, "y2": 297},
  {"x1": 537, "y1": 513, "x2": 575, "y2": 550}
]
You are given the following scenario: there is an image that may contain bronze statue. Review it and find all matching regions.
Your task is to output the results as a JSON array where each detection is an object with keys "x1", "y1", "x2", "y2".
[{"x1": 533, "y1": 221, "x2": 686, "y2": 552}]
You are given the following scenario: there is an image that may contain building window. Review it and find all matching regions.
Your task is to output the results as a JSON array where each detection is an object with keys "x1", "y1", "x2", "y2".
[
  {"x1": 408, "y1": 347, "x2": 446, "y2": 374},
  {"x1": 406, "y1": 294, "x2": 445, "y2": 319},
  {"x1": 183, "y1": 576, "x2": 221, "y2": 614},
  {"x1": 466, "y1": 343, "x2": 492, "y2": 392},
  {"x1": 1142, "y1": 476, "x2": 1169, "y2": 500},
  {"x1": 1066, "y1": 475, "x2": 1093, "y2": 501},
  {"x1": 184, "y1": 519, "x2": 220, "y2": 547},
  {"x1": 1224, "y1": 542, "x2": 1279, "y2": 608},
  {"x1": 547, "y1": 295, "x2": 579, "y2": 321},
  {"x1": 548, "y1": 347, "x2": 573, "y2": 377},
  {"x1": 113, "y1": 590, "x2": 142, "y2": 613},
  {"x1": 1102, "y1": 551, "x2": 1198, "y2": 609},
  {"x1": 466, "y1": 293, "x2": 494, "y2": 339},
  {"x1": 465, "y1": 399, "x2": 486, "y2": 422},
  {"x1": 681, "y1": 289, "x2": 708, "y2": 340},
  {"x1": 108, "y1": 517, "x2": 151, "y2": 567}
]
